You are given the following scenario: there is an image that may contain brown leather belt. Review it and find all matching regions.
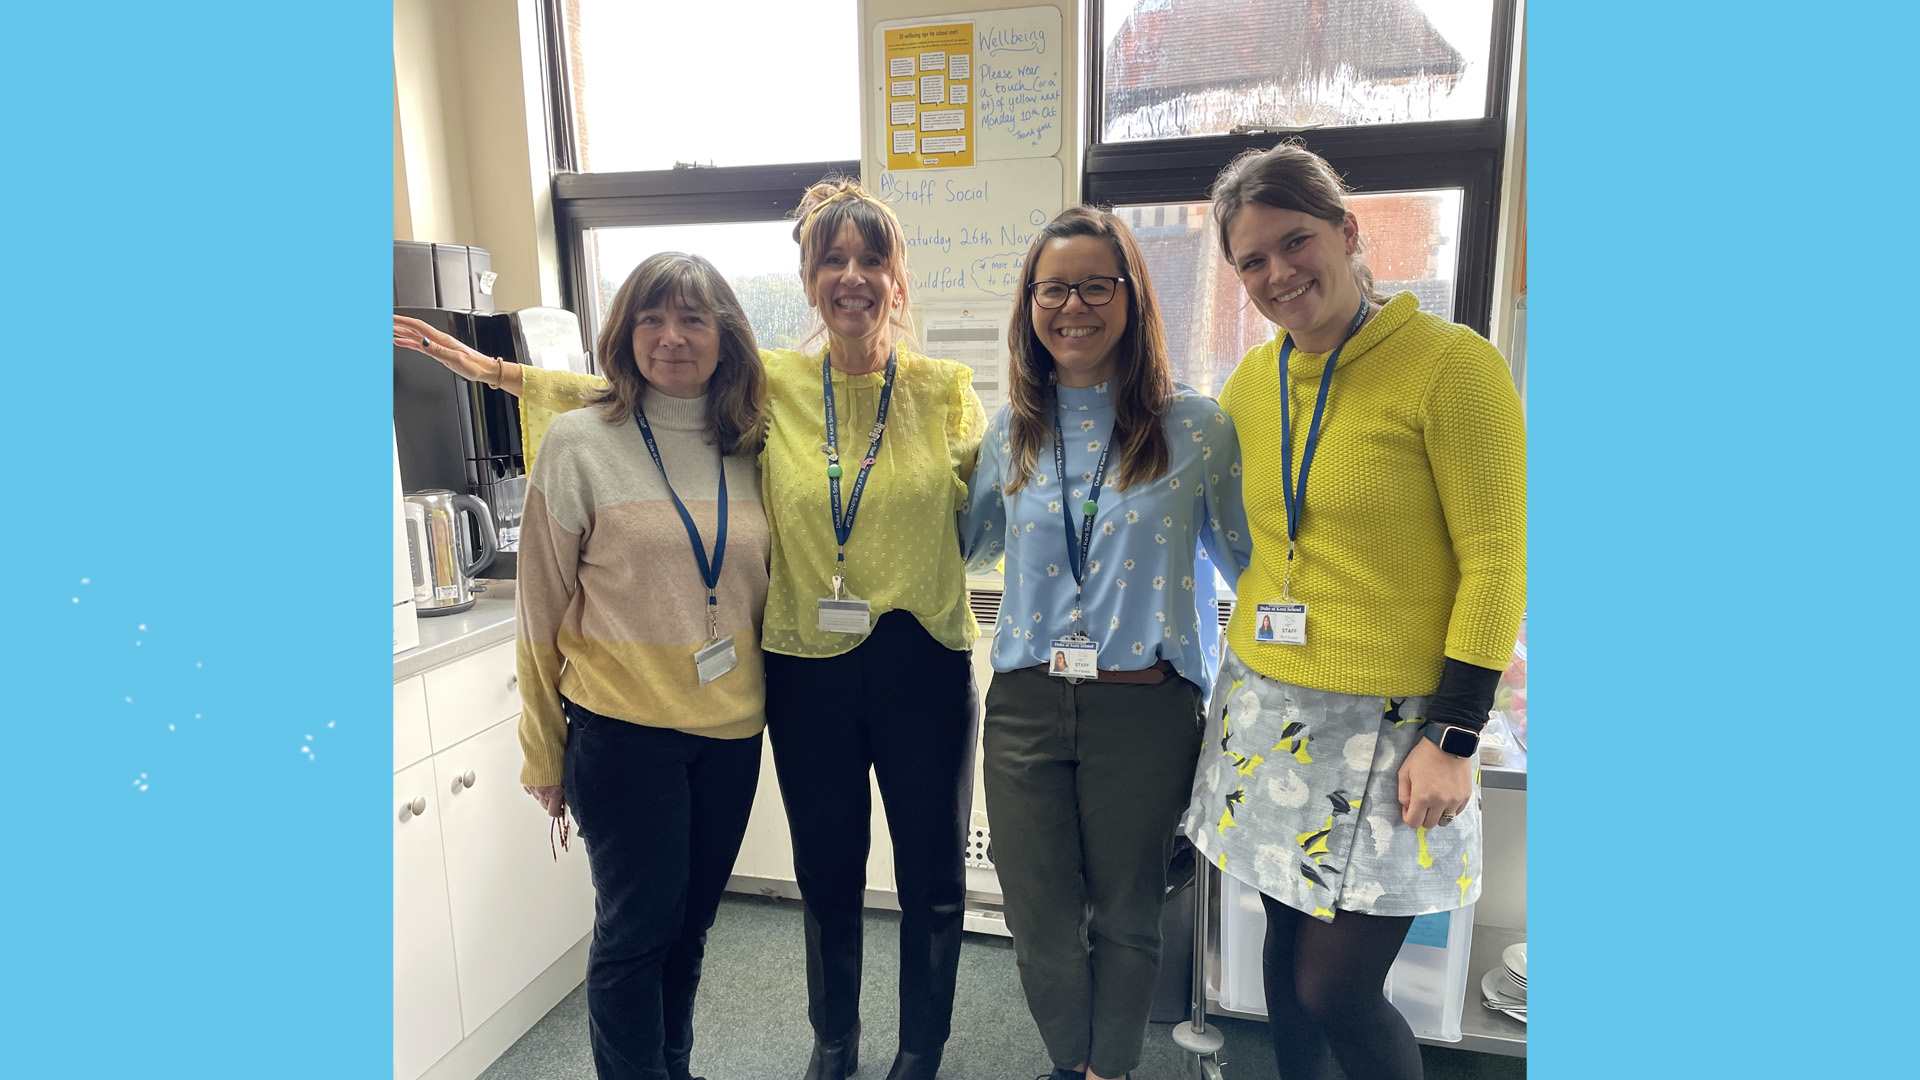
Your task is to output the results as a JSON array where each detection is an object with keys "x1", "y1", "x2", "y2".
[{"x1": 1025, "y1": 659, "x2": 1176, "y2": 686}]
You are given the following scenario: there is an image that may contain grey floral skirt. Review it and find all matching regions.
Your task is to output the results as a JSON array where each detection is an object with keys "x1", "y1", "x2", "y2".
[{"x1": 1180, "y1": 646, "x2": 1483, "y2": 923}]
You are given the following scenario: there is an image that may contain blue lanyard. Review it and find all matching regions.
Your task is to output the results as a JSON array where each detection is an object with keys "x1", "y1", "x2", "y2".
[
  {"x1": 823, "y1": 350, "x2": 898, "y2": 567},
  {"x1": 634, "y1": 407, "x2": 727, "y2": 635},
  {"x1": 1052, "y1": 404, "x2": 1111, "y2": 590},
  {"x1": 1278, "y1": 301, "x2": 1371, "y2": 558}
]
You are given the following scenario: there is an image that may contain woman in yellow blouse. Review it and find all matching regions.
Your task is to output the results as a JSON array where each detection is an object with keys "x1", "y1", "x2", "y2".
[
  {"x1": 396, "y1": 180, "x2": 984, "y2": 1080},
  {"x1": 1177, "y1": 142, "x2": 1525, "y2": 1080}
]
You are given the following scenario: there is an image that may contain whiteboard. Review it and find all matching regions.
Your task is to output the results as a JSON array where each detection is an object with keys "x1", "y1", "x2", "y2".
[
  {"x1": 874, "y1": 5, "x2": 1063, "y2": 162},
  {"x1": 876, "y1": 157, "x2": 1063, "y2": 304}
]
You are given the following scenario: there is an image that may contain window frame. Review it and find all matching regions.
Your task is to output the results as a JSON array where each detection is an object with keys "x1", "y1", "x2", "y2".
[
  {"x1": 538, "y1": 2, "x2": 860, "y2": 359},
  {"x1": 1082, "y1": 0, "x2": 1521, "y2": 337},
  {"x1": 542, "y1": 1, "x2": 1520, "y2": 350}
]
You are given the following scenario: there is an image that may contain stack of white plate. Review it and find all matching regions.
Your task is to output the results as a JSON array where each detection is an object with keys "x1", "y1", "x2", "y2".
[{"x1": 1480, "y1": 941, "x2": 1526, "y2": 1023}]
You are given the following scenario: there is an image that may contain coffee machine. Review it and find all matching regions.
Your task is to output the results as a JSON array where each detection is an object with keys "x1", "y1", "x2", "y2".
[{"x1": 393, "y1": 241, "x2": 587, "y2": 581}]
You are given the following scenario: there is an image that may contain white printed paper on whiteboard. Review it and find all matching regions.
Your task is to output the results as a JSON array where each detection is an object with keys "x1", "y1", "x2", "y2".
[
  {"x1": 891, "y1": 78, "x2": 914, "y2": 97},
  {"x1": 889, "y1": 57, "x2": 915, "y2": 78},
  {"x1": 949, "y1": 54, "x2": 971, "y2": 80},
  {"x1": 921, "y1": 135, "x2": 967, "y2": 154},
  {"x1": 923, "y1": 303, "x2": 1013, "y2": 418},
  {"x1": 949, "y1": 83, "x2": 969, "y2": 105},
  {"x1": 919, "y1": 109, "x2": 966, "y2": 132},
  {"x1": 891, "y1": 101, "x2": 917, "y2": 126},
  {"x1": 919, "y1": 51, "x2": 947, "y2": 71},
  {"x1": 892, "y1": 130, "x2": 918, "y2": 154},
  {"x1": 920, "y1": 74, "x2": 946, "y2": 105}
]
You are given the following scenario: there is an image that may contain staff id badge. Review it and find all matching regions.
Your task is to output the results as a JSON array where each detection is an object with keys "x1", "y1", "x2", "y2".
[
  {"x1": 1048, "y1": 636, "x2": 1100, "y2": 679},
  {"x1": 694, "y1": 637, "x2": 738, "y2": 685},
  {"x1": 1253, "y1": 603, "x2": 1308, "y2": 646},
  {"x1": 817, "y1": 597, "x2": 871, "y2": 634}
]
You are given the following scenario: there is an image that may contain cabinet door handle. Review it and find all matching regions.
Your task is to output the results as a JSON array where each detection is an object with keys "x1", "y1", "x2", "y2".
[
  {"x1": 507, "y1": 675, "x2": 518, "y2": 692},
  {"x1": 452, "y1": 769, "x2": 477, "y2": 794},
  {"x1": 399, "y1": 796, "x2": 428, "y2": 821}
]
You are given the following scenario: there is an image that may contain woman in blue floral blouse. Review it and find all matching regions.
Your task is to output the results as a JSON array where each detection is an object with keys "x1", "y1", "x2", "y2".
[{"x1": 961, "y1": 207, "x2": 1250, "y2": 1080}]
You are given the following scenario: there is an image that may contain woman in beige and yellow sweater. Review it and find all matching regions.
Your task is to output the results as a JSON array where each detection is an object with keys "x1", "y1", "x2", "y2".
[{"x1": 400, "y1": 252, "x2": 768, "y2": 1080}]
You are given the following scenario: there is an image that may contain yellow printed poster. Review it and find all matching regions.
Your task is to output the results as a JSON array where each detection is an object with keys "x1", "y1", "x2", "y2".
[{"x1": 884, "y1": 22, "x2": 973, "y2": 171}]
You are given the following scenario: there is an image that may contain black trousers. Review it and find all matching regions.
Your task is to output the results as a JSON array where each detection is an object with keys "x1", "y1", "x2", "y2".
[
  {"x1": 561, "y1": 699, "x2": 763, "y2": 1080},
  {"x1": 763, "y1": 611, "x2": 980, "y2": 1052}
]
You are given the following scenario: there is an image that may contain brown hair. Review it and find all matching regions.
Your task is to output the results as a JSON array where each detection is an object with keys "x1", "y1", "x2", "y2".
[
  {"x1": 591, "y1": 251, "x2": 766, "y2": 455},
  {"x1": 789, "y1": 177, "x2": 916, "y2": 348},
  {"x1": 1003, "y1": 207, "x2": 1173, "y2": 495},
  {"x1": 1209, "y1": 140, "x2": 1387, "y2": 304}
]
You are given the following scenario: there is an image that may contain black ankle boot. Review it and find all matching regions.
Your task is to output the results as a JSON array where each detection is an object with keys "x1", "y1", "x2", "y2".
[
  {"x1": 803, "y1": 1023, "x2": 860, "y2": 1080},
  {"x1": 882, "y1": 1046, "x2": 941, "y2": 1080}
]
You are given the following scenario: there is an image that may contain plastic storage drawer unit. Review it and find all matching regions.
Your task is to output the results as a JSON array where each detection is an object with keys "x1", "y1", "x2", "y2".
[{"x1": 1215, "y1": 872, "x2": 1476, "y2": 1042}]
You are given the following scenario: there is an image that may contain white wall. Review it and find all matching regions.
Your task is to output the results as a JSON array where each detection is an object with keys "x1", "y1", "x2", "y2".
[{"x1": 393, "y1": 0, "x2": 561, "y2": 311}]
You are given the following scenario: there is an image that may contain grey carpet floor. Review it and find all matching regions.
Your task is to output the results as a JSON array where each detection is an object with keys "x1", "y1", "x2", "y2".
[{"x1": 481, "y1": 894, "x2": 1523, "y2": 1080}]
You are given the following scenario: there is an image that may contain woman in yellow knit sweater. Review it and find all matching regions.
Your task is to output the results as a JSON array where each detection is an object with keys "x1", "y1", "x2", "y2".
[
  {"x1": 1176, "y1": 143, "x2": 1525, "y2": 1080},
  {"x1": 397, "y1": 180, "x2": 983, "y2": 1080}
]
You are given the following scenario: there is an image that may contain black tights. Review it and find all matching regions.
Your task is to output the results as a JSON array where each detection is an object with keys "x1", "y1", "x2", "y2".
[{"x1": 1259, "y1": 893, "x2": 1423, "y2": 1080}]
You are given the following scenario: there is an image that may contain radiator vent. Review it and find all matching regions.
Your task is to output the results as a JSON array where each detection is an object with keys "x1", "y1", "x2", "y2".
[
  {"x1": 973, "y1": 588, "x2": 1229, "y2": 630},
  {"x1": 968, "y1": 588, "x2": 1003, "y2": 628}
]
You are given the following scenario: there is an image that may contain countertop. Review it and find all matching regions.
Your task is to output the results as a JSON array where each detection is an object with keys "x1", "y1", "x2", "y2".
[{"x1": 393, "y1": 579, "x2": 518, "y2": 681}]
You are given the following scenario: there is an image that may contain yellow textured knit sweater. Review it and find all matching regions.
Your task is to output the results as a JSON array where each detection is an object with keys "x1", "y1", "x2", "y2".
[{"x1": 1220, "y1": 292, "x2": 1525, "y2": 695}]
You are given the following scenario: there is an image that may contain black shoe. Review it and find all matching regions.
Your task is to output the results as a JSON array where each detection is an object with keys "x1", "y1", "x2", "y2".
[
  {"x1": 1041, "y1": 1070, "x2": 1084, "y2": 1080},
  {"x1": 803, "y1": 1023, "x2": 860, "y2": 1080},
  {"x1": 882, "y1": 1047, "x2": 942, "y2": 1080}
]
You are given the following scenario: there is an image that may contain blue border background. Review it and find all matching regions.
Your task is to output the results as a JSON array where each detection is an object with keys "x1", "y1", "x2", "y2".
[
  {"x1": 4, "y1": 2, "x2": 1915, "y2": 1076},
  {"x1": 3, "y1": 3, "x2": 391, "y2": 1076},
  {"x1": 1535, "y1": 3, "x2": 1916, "y2": 1076}
]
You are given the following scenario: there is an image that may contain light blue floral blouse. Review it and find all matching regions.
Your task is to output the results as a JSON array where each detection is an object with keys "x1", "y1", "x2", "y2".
[{"x1": 961, "y1": 381, "x2": 1252, "y2": 689}]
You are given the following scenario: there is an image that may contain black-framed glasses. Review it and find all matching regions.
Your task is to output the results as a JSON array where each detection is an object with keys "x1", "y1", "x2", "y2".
[{"x1": 1028, "y1": 275, "x2": 1127, "y2": 309}]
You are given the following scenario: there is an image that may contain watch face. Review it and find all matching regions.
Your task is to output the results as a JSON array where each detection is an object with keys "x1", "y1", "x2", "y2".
[{"x1": 1439, "y1": 726, "x2": 1479, "y2": 757}]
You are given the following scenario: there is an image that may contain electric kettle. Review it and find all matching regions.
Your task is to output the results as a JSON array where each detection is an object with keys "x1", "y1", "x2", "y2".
[{"x1": 403, "y1": 489, "x2": 499, "y2": 616}]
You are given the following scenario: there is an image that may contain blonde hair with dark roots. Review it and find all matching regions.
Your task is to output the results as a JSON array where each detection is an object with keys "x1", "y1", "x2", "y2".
[
  {"x1": 1209, "y1": 140, "x2": 1387, "y2": 304},
  {"x1": 591, "y1": 251, "x2": 767, "y2": 455},
  {"x1": 1003, "y1": 206, "x2": 1173, "y2": 496},
  {"x1": 789, "y1": 177, "x2": 917, "y2": 349}
]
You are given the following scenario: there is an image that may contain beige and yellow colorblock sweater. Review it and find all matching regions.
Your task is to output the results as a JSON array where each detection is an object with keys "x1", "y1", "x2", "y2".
[{"x1": 515, "y1": 389, "x2": 769, "y2": 787}]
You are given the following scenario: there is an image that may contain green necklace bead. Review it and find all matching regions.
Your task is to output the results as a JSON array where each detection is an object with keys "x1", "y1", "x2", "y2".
[
  {"x1": 1082, "y1": 499, "x2": 1099, "y2": 516},
  {"x1": 827, "y1": 463, "x2": 843, "y2": 479}
]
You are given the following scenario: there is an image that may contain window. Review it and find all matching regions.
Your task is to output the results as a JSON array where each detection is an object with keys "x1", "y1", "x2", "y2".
[
  {"x1": 1099, "y1": 0, "x2": 1497, "y2": 142},
  {"x1": 1115, "y1": 189, "x2": 1463, "y2": 395},
  {"x1": 559, "y1": 1, "x2": 858, "y2": 173},
  {"x1": 583, "y1": 221, "x2": 811, "y2": 350},
  {"x1": 1088, "y1": 0, "x2": 1518, "y2": 338},
  {"x1": 543, "y1": 0, "x2": 861, "y2": 352}
]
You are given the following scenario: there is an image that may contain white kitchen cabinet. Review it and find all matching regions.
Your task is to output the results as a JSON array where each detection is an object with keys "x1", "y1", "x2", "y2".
[
  {"x1": 423, "y1": 641, "x2": 520, "y2": 752},
  {"x1": 395, "y1": 676, "x2": 432, "y2": 773},
  {"x1": 394, "y1": 759, "x2": 463, "y2": 1080},
  {"x1": 434, "y1": 715, "x2": 596, "y2": 1030}
]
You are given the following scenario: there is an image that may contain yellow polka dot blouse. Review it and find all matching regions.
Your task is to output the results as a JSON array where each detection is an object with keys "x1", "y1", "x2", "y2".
[
  {"x1": 759, "y1": 346, "x2": 986, "y2": 658},
  {"x1": 1219, "y1": 292, "x2": 1526, "y2": 695}
]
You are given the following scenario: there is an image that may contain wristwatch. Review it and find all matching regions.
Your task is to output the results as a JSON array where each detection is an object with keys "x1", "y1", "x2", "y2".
[{"x1": 1420, "y1": 723, "x2": 1481, "y2": 758}]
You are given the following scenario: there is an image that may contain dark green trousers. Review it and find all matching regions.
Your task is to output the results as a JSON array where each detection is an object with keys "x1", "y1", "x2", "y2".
[{"x1": 982, "y1": 665, "x2": 1204, "y2": 1077}]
